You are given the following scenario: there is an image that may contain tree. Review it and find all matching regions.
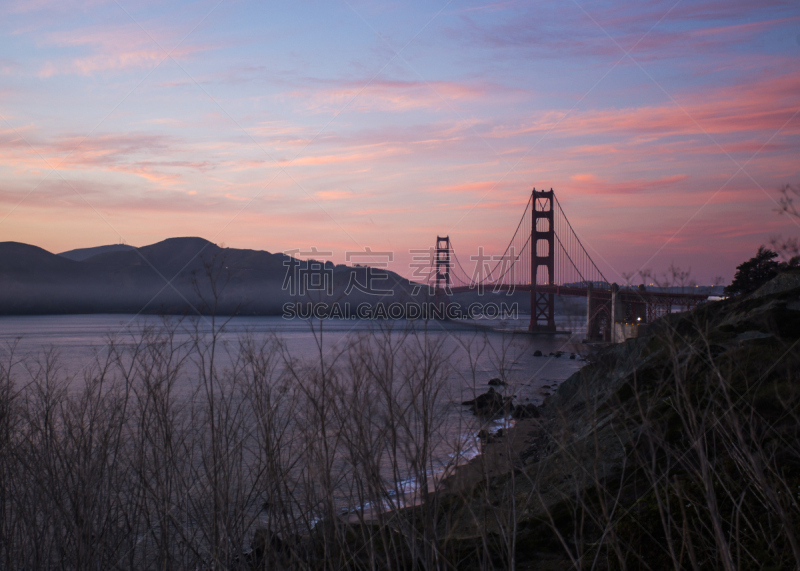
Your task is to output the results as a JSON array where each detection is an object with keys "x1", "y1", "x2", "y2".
[
  {"x1": 724, "y1": 247, "x2": 780, "y2": 296},
  {"x1": 772, "y1": 183, "x2": 800, "y2": 263},
  {"x1": 778, "y1": 183, "x2": 799, "y2": 219}
]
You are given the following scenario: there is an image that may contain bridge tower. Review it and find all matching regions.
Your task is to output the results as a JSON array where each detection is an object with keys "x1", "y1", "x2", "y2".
[
  {"x1": 530, "y1": 189, "x2": 556, "y2": 332},
  {"x1": 435, "y1": 236, "x2": 452, "y2": 314}
]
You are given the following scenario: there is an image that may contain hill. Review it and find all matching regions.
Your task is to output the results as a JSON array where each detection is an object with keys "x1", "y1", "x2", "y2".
[
  {"x1": 0, "y1": 237, "x2": 419, "y2": 315},
  {"x1": 430, "y1": 270, "x2": 800, "y2": 568},
  {"x1": 58, "y1": 244, "x2": 136, "y2": 261}
]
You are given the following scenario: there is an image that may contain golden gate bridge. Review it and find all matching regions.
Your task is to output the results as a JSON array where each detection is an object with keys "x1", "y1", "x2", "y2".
[{"x1": 430, "y1": 189, "x2": 708, "y2": 342}]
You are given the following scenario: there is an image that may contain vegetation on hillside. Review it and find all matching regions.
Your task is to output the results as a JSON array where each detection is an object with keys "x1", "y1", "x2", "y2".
[{"x1": 725, "y1": 246, "x2": 799, "y2": 296}]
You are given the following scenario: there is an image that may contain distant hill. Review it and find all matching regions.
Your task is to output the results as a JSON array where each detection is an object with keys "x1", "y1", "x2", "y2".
[
  {"x1": 58, "y1": 244, "x2": 136, "y2": 261},
  {"x1": 0, "y1": 237, "x2": 422, "y2": 316}
]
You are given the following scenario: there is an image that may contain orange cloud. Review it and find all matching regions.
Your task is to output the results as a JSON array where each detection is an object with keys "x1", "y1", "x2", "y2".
[
  {"x1": 570, "y1": 173, "x2": 599, "y2": 183},
  {"x1": 315, "y1": 190, "x2": 354, "y2": 201}
]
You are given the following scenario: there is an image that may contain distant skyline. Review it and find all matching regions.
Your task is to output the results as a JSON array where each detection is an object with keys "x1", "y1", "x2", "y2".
[{"x1": 1, "y1": 0, "x2": 798, "y2": 284}]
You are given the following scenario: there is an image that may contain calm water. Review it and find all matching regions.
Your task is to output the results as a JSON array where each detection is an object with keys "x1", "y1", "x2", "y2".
[
  {"x1": 0, "y1": 313, "x2": 585, "y2": 397},
  {"x1": 0, "y1": 313, "x2": 586, "y2": 512}
]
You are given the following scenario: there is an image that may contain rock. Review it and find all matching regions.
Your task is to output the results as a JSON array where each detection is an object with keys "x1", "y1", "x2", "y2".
[
  {"x1": 488, "y1": 377, "x2": 506, "y2": 386},
  {"x1": 752, "y1": 271, "x2": 800, "y2": 298},
  {"x1": 533, "y1": 350, "x2": 543, "y2": 356},
  {"x1": 462, "y1": 387, "x2": 512, "y2": 416},
  {"x1": 512, "y1": 403, "x2": 541, "y2": 419},
  {"x1": 569, "y1": 353, "x2": 576, "y2": 359},
  {"x1": 555, "y1": 351, "x2": 563, "y2": 358}
]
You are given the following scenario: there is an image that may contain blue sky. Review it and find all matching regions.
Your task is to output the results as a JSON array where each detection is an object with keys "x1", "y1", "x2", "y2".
[{"x1": 1, "y1": 0, "x2": 799, "y2": 284}]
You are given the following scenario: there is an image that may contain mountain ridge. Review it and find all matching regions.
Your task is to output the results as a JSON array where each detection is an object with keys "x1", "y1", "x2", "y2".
[
  {"x1": 58, "y1": 244, "x2": 137, "y2": 262},
  {"x1": 0, "y1": 237, "x2": 419, "y2": 316}
]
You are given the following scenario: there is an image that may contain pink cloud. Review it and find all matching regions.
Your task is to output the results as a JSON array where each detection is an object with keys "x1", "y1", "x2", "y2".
[
  {"x1": 315, "y1": 190, "x2": 354, "y2": 201},
  {"x1": 433, "y1": 181, "x2": 506, "y2": 194},
  {"x1": 568, "y1": 174, "x2": 688, "y2": 195},
  {"x1": 36, "y1": 23, "x2": 210, "y2": 76},
  {"x1": 453, "y1": 0, "x2": 797, "y2": 63},
  {"x1": 484, "y1": 71, "x2": 800, "y2": 143},
  {"x1": 570, "y1": 173, "x2": 599, "y2": 183},
  {"x1": 0, "y1": 130, "x2": 235, "y2": 196},
  {"x1": 288, "y1": 79, "x2": 492, "y2": 113},
  {"x1": 283, "y1": 144, "x2": 409, "y2": 166}
]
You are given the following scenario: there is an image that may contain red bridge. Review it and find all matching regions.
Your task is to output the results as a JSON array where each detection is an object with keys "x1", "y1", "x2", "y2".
[{"x1": 431, "y1": 189, "x2": 708, "y2": 342}]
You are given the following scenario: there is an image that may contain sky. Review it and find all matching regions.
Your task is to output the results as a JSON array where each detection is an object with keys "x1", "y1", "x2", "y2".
[{"x1": 0, "y1": 0, "x2": 798, "y2": 285}]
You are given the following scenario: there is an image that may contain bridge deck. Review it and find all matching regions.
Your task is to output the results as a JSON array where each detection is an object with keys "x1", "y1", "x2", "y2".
[{"x1": 446, "y1": 284, "x2": 708, "y2": 302}]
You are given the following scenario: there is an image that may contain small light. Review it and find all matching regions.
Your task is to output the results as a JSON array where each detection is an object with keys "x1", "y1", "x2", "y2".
[{"x1": 637, "y1": 317, "x2": 641, "y2": 321}]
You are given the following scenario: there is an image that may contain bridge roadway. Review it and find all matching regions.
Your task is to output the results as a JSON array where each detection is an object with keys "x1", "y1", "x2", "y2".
[{"x1": 446, "y1": 284, "x2": 709, "y2": 305}]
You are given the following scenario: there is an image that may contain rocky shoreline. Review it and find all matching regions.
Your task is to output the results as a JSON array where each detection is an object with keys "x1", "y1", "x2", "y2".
[
  {"x1": 244, "y1": 270, "x2": 800, "y2": 569},
  {"x1": 426, "y1": 270, "x2": 800, "y2": 568}
]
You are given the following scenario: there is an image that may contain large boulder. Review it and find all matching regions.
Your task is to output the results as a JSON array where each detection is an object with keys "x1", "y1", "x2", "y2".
[
  {"x1": 462, "y1": 387, "x2": 512, "y2": 416},
  {"x1": 751, "y1": 270, "x2": 800, "y2": 298}
]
